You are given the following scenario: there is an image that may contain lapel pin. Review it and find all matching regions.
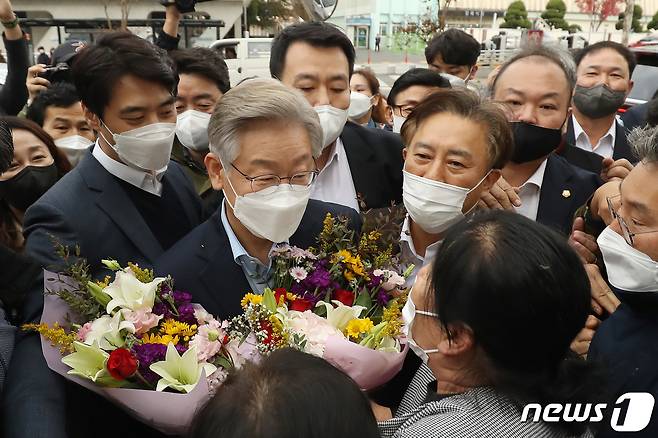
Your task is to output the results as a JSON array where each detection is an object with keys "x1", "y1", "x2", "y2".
[{"x1": 562, "y1": 189, "x2": 571, "y2": 199}]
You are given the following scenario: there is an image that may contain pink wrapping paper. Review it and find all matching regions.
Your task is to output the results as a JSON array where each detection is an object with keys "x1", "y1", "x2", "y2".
[
  {"x1": 40, "y1": 272, "x2": 211, "y2": 436},
  {"x1": 322, "y1": 334, "x2": 408, "y2": 390}
]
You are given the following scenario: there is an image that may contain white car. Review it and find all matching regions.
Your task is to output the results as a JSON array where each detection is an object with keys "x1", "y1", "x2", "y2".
[{"x1": 209, "y1": 38, "x2": 273, "y2": 86}]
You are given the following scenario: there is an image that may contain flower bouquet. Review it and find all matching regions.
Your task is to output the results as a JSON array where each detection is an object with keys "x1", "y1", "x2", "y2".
[
  {"x1": 27, "y1": 249, "x2": 256, "y2": 435},
  {"x1": 229, "y1": 214, "x2": 411, "y2": 390}
]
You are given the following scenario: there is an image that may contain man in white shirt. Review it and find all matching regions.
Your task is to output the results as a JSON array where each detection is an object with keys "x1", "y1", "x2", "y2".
[
  {"x1": 270, "y1": 22, "x2": 404, "y2": 212},
  {"x1": 397, "y1": 90, "x2": 512, "y2": 283},
  {"x1": 483, "y1": 46, "x2": 601, "y2": 234},
  {"x1": 568, "y1": 41, "x2": 634, "y2": 160},
  {"x1": 559, "y1": 42, "x2": 636, "y2": 177}
]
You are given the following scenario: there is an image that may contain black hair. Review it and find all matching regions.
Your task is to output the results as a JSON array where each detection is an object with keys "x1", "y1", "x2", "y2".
[
  {"x1": 71, "y1": 32, "x2": 178, "y2": 118},
  {"x1": 387, "y1": 68, "x2": 451, "y2": 106},
  {"x1": 26, "y1": 82, "x2": 80, "y2": 127},
  {"x1": 270, "y1": 22, "x2": 356, "y2": 79},
  {"x1": 0, "y1": 120, "x2": 12, "y2": 174},
  {"x1": 574, "y1": 41, "x2": 637, "y2": 76},
  {"x1": 425, "y1": 29, "x2": 480, "y2": 67},
  {"x1": 189, "y1": 348, "x2": 380, "y2": 438},
  {"x1": 430, "y1": 210, "x2": 605, "y2": 435},
  {"x1": 169, "y1": 48, "x2": 231, "y2": 94}
]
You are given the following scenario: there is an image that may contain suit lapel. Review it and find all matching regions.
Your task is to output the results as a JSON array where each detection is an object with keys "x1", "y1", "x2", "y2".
[
  {"x1": 565, "y1": 116, "x2": 576, "y2": 145},
  {"x1": 163, "y1": 164, "x2": 199, "y2": 229},
  {"x1": 613, "y1": 122, "x2": 633, "y2": 162},
  {"x1": 536, "y1": 155, "x2": 577, "y2": 235},
  {"x1": 340, "y1": 123, "x2": 377, "y2": 209},
  {"x1": 198, "y1": 214, "x2": 251, "y2": 318},
  {"x1": 77, "y1": 152, "x2": 164, "y2": 262}
]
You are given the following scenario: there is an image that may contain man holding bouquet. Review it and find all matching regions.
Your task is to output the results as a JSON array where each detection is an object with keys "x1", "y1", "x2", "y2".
[{"x1": 155, "y1": 79, "x2": 360, "y2": 320}]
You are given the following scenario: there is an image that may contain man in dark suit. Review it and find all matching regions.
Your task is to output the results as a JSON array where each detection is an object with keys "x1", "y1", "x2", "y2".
[
  {"x1": 157, "y1": 78, "x2": 360, "y2": 320},
  {"x1": 3, "y1": 32, "x2": 202, "y2": 438},
  {"x1": 270, "y1": 22, "x2": 404, "y2": 212},
  {"x1": 560, "y1": 42, "x2": 636, "y2": 174},
  {"x1": 482, "y1": 45, "x2": 602, "y2": 236}
]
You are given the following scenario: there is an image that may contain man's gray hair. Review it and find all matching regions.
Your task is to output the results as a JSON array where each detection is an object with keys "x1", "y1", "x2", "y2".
[
  {"x1": 628, "y1": 125, "x2": 658, "y2": 163},
  {"x1": 208, "y1": 78, "x2": 323, "y2": 164}
]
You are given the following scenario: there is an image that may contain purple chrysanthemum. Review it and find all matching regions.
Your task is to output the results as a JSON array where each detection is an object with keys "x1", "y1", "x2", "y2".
[
  {"x1": 307, "y1": 268, "x2": 331, "y2": 289},
  {"x1": 132, "y1": 343, "x2": 167, "y2": 385},
  {"x1": 376, "y1": 289, "x2": 390, "y2": 307},
  {"x1": 177, "y1": 303, "x2": 196, "y2": 325},
  {"x1": 368, "y1": 274, "x2": 383, "y2": 288}
]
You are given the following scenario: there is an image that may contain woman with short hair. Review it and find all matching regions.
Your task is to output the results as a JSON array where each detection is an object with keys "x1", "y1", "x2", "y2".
[{"x1": 378, "y1": 210, "x2": 603, "y2": 438}]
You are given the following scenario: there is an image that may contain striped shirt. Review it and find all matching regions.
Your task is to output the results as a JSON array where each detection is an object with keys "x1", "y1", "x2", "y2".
[{"x1": 378, "y1": 364, "x2": 594, "y2": 438}]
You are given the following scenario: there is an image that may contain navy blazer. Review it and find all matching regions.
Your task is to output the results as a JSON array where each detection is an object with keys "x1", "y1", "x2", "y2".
[
  {"x1": 23, "y1": 150, "x2": 202, "y2": 276},
  {"x1": 536, "y1": 154, "x2": 602, "y2": 236},
  {"x1": 559, "y1": 117, "x2": 634, "y2": 174},
  {"x1": 155, "y1": 199, "x2": 362, "y2": 320},
  {"x1": 621, "y1": 102, "x2": 649, "y2": 131},
  {"x1": 2, "y1": 151, "x2": 203, "y2": 438},
  {"x1": 589, "y1": 288, "x2": 658, "y2": 437},
  {"x1": 340, "y1": 122, "x2": 404, "y2": 210}
]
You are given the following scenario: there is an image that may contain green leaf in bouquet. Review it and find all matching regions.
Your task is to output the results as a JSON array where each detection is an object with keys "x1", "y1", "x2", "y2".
[
  {"x1": 87, "y1": 281, "x2": 112, "y2": 309},
  {"x1": 262, "y1": 288, "x2": 278, "y2": 313},
  {"x1": 355, "y1": 288, "x2": 372, "y2": 310},
  {"x1": 214, "y1": 354, "x2": 233, "y2": 371}
]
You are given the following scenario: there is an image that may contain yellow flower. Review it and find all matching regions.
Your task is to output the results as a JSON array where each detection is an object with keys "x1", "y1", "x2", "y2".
[
  {"x1": 22, "y1": 323, "x2": 76, "y2": 354},
  {"x1": 142, "y1": 333, "x2": 180, "y2": 346},
  {"x1": 345, "y1": 318, "x2": 374, "y2": 340},
  {"x1": 95, "y1": 276, "x2": 111, "y2": 288},
  {"x1": 322, "y1": 213, "x2": 335, "y2": 235},
  {"x1": 286, "y1": 293, "x2": 297, "y2": 301},
  {"x1": 128, "y1": 262, "x2": 155, "y2": 283},
  {"x1": 241, "y1": 293, "x2": 263, "y2": 309},
  {"x1": 160, "y1": 319, "x2": 197, "y2": 341},
  {"x1": 344, "y1": 270, "x2": 356, "y2": 282},
  {"x1": 380, "y1": 294, "x2": 406, "y2": 338}
]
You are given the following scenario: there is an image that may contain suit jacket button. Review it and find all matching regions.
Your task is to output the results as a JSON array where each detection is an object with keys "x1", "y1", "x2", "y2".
[{"x1": 562, "y1": 190, "x2": 571, "y2": 198}]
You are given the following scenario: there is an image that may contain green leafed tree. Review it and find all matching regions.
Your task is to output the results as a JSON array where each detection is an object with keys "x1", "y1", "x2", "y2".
[
  {"x1": 616, "y1": 4, "x2": 643, "y2": 32},
  {"x1": 501, "y1": 1, "x2": 533, "y2": 29},
  {"x1": 649, "y1": 11, "x2": 658, "y2": 30},
  {"x1": 541, "y1": 0, "x2": 571, "y2": 29}
]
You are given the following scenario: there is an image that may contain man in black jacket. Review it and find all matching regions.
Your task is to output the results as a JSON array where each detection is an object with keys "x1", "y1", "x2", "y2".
[
  {"x1": 482, "y1": 46, "x2": 602, "y2": 236},
  {"x1": 157, "y1": 78, "x2": 361, "y2": 320},
  {"x1": 270, "y1": 22, "x2": 404, "y2": 212},
  {"x1": 587, "y1": 126, "x2": 658, "y2": 437}
]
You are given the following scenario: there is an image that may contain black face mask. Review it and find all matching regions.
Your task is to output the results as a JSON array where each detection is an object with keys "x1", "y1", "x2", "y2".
[
  {"x1": 510, "y1": 122, "x2": 563, "y2": 164},
  {"x1": 0, "y1": 164, "x2": 59, "y2": 211},
  {"x1": 573, "y1": 84, "x2": 626, "y2": 119}
]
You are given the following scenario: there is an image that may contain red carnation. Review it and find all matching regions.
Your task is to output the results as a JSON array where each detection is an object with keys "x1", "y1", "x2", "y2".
[
  {"x1": 333, "y1": 289, "x2": 355, "y2": 306},
  {"x1": 274, "y1": 288, "x2": 288, "y2": 306},
  {"x1": 107, "y1": 348, "x2": 138, "y2": 381},
  {"x1": 290, "y1": 298, "x2": 313, "y2": 312}
]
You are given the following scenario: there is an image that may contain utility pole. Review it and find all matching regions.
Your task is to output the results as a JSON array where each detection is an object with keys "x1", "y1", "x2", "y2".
[{"x1": 622, "y1": 0, "x2": 635, "y2": 45}]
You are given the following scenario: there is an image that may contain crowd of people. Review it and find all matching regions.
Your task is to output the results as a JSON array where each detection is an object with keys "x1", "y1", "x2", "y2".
[{"x1": 0, "y1": 0, "x2": 657, "y2": 436}]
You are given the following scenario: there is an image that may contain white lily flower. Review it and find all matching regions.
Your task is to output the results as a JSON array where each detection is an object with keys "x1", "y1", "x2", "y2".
[
  {"x1": 316, "y1": 301, "x2": 366, "y2": 331},
  {"x1": 104, "y1": 269, "x2": 166, "y2": 314},
  {"x1": 150, "y1": 344, "x2": 217, "y2": 393},
  {"x1": 62, "y1": 341, "x2": 109, "y2": 382},
  {"x1": 83, "y1": 312, "x2": 135, "y2": 350}
]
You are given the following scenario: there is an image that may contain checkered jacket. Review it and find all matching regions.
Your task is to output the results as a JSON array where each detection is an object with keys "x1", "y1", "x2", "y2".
[{"x1": 378, "y1": 364, "x2": 594, "y2": 438}]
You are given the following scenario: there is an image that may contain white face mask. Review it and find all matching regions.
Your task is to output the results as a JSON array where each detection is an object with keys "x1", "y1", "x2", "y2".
[
  {"x1": 598, "y1": 227, "x2": 658, "y2": 293},
  {"x1": 347, "y1": 91, "x2": 374, "y2": 121},
  {"x1": 100, "y1": 121, "x2": 176, "y2": 172},
  {"x1": 315, "y1": 105, "x2": 348, "y2": 148},
  {"x1": 401, "y1": 288, "x2": 440, "y2": 364},
  {"x1": 223, "y1": 169, "x2": 312, "y2": 243},
  {"x1": 403, "y1": 167, "x2": 490, "y2": 234},
  {"x1": 54, "y1": 135, "x2": 94, "y2": 166},
  {"x1": 176, "y1": 110, "x2": 211, "y2": 152},
  {"x1": 439, "y1": 72, "x2": 467, "y2": 88},
  {"x1": 393, "y1": 115, "x2": 406, "y2": 134}
]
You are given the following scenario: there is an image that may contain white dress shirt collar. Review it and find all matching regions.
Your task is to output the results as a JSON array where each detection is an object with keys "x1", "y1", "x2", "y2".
[
  {"x1": 92, "y1": 141, "x2": 165, "y2": 196},
  {"x1": 514, "y1": 158, "x2": 548, "y2": 221},
  {"x1": 572, "y1": 114, "x2": 617, "y2": 158},
  {"x1": 310, "y1": 138, "x2": 360, "y2": 211},
  {"x1": 399, "y1": 215, "x2": 442, "y2": 286}
]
